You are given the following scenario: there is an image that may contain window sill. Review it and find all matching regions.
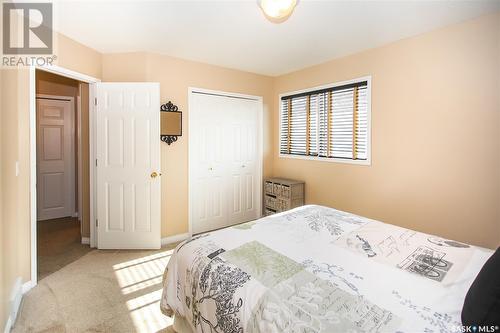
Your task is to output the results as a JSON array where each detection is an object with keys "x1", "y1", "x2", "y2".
[{"x1": 278, "y1": 153, "x2": 371, "y2": 166}]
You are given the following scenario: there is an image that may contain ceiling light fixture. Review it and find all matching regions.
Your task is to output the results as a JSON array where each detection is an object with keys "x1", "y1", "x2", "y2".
[{"x1": 259, "y1": 0, "x2": 297, "y2": 23}]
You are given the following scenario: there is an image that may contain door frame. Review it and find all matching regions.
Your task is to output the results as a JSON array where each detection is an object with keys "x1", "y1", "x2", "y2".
[
  {"x1": 35, "y1": 94, "x2": 76, "y2": 220},
  {"x1": 187, "y1": 87, "x2": 264, "y2": 236},
  {"x1": 28, "y1": 65, "x2": 100, "y2": 289}
]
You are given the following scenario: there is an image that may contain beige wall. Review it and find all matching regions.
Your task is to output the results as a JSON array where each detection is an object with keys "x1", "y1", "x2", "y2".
[
  {"x1": 0, "y1": 65, "x2": 5, "y2": 330},
  {"x1": 102, "y1": 52, "x2": 274, "y2": 237},
  {"x1": 55, "y1": 33, "x2": 102, "y2": 79},
  {"x1": 0, "y1": 32, "x2": 102, "y2": 329},
  {"x1": 0, "y1": 67, "x2": 31, "y2": 330},
  {"x1": 272, "y1": 13, "x2": 500, "y2": 249}
]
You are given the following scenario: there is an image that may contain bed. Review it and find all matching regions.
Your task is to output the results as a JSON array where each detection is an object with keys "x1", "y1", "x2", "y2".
[{"x1": 160, "y1": 205, "x2": 494, "y2": 333}]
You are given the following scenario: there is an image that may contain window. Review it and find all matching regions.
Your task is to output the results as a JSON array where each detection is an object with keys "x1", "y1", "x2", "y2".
[{"x1": 279, "y1": 77, "x2": 370, "y2": 164}]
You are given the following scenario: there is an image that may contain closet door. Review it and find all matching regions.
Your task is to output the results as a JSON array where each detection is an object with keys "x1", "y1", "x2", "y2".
[
  {"x1": 190, "y1": 91, "x2": 261, "y2": 234},
  {"x1": 226, "y1": 98, "x2": 259, "y2": 224},
  {"x1": 190, "y1": 94, "x2": 228, "y2": 234}
]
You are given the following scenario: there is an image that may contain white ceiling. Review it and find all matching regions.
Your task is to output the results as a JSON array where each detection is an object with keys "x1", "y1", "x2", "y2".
[{"x1": 53, "y1": 0, "x2": 500, "y2": 76}]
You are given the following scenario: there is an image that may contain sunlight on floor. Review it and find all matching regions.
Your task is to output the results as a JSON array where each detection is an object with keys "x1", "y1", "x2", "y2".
[{"x1": 114, "y1": 249, "x2": 175, "y2": 332}]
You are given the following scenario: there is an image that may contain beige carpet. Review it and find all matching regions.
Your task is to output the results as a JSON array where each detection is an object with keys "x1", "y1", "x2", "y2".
[
  {"x1": 13, "y1": 245, "x2": 179, "y2": 333},
  {"x1": 37, "y1": 217, "x2": 92, "y2": 281}
]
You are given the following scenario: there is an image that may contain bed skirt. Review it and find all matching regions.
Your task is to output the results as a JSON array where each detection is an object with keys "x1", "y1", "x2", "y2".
[{"x1": 172, "y1": 314, "x2": 194, "y2": 333}]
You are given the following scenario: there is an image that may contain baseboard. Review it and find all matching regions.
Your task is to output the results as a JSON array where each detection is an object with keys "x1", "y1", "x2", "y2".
[
  {"x1": 81, "y1": 237, "x2": 90, "y2": 245},
  {"x1": 3, "y1": 316, "x2": 13, "y2": 333},
  {"x1": 22, "y1": 281, "x2": 35, "y2": 294},
  {"x1": 4, "y1": 277, "x2": 23, "y2": 333},
  {"x1": 4, "y1": 280, "x2": 36, "y2": 332},
  {"x1": 161, "y1": 233, "x2": 189, "y2": 246}
]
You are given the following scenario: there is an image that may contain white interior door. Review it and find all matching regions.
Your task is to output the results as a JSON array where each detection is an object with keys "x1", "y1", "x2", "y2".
[
  {"x1": 96, "y1": 83, "x2": 161, "y2": 249},
  {"x1": 190, "y1": 91, "x2": 261, "y2": 234},
  {"x1": 36, "y1": 97, "x2": 75, "y2": 220}
]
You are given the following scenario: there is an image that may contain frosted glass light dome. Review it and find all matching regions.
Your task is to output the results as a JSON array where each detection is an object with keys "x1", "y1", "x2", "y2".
[{"x1": 259, "y1": 0, "x2": 297, "y2": 22}]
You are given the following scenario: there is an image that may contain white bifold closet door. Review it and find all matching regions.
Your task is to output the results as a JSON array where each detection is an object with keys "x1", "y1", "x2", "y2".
[{"x1": 190, "y1": 92, "x2": 261, "y2": 234}]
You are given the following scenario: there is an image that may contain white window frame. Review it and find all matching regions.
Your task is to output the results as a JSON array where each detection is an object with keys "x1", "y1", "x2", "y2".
[{"x1": 278, "y1": 76, "x2": 372, "y2": 166}]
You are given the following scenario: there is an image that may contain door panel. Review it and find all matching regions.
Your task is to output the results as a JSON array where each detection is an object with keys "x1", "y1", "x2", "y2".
[
  {"x1": 231, "y1": 175, "x2": 242, "y2": 214},
  {"x1": 96, "y1": 83, "x2": 160, "y2": 249},
  {"x1": 133, "y1": 118, "x2": 151, "y2": 167},
  {"x1": 105, "y1": 117, "x2": 124, "y2": 167},
  {"x1": 190, "y1": 92, "x2": 261, "y2": 234},
  {"x1": 42, "y1": 172, "x2": 64, "y2": 207},
  {"x1": 190, "y1": 99, "x2": 228, "y2": 234},
  {"x1": 106, "y1": 182, "x2": 124, "y2": 231},
  {"x1": 37, "y1": 98, "x2": 75, "y2": 220},
  {"x1": 133, "y1": 182, "x2": 151, "y2": 232},
  {"x1": 42, "y1": 126, "x2": 63, "y2": 160},
  {"x1": 246, "y1": 173, "x2": 254, "y2": 211},
  {"x1": 227, "y1": 98, "x2": 259, "y2": 224}
]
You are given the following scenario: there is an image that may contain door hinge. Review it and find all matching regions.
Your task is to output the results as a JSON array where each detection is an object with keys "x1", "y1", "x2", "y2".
[
  {"x1": 95, "y1": 159, "x2": 98, "y2": 167},
  {"x1": 94, "y1": 97, "x2": 98, "y2": 106},
  {"x1": 96, "y1": 219, "x2": 98, "y2": 227}
]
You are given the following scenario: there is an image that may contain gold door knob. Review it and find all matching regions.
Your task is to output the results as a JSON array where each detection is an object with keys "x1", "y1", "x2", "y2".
[{"x1": 151, "y1": 172, "x2": 158, "y2": 178}]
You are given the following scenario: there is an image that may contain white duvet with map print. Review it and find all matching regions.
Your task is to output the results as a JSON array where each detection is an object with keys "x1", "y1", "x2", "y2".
[{"x1": 160, "y1": 205, "x2": 493, "y2": 333}]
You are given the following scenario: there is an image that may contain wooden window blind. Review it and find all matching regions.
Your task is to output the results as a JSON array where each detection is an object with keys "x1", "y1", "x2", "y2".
[{"x1": 280, "y1": 79, "x2": 369, "y2": 161}]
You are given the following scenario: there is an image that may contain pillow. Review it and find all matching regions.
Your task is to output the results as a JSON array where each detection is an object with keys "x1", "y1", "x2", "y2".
[{"x1": 461, "y1": 247, "x2": 500, "y2": 327}]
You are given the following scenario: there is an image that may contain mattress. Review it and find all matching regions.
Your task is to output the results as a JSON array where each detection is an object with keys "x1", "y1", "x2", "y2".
[{"x1": 160, "y1": 205, "x2": 493, "y2": 333}]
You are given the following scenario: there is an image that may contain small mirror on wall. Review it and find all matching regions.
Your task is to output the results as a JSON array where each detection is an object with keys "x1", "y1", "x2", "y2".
[{"x1": 160, "y1": 101, "x2": 182, "y2": 145}]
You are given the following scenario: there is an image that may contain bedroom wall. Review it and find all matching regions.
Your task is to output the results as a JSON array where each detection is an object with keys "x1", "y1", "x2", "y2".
[
  {"x1": 0, "y1": 69, "x2": 29, "y2": 327},
  {"x1": 0, "y1": 65, "x2": 5, "y2": 331},
  {"x1": 272, "y1": 12, "x2": 500, "y2": 249},
  {"x1": 102, "y1": 52, "x2": 274, "y2": 237},
  {"x1": 55, "y1": 33, "x2": 102, "y2": 79},
  {"x1": 0, "y1": 31, "x2": 102, "y2": 330},
  {"x1": 0, "y1": 67, "x2": 30, "y2": 332}
]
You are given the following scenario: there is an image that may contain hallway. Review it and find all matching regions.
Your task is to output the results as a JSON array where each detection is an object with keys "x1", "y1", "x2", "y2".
[{"x1": 37, "y1": 217, "x2": 92, "y2": 280}]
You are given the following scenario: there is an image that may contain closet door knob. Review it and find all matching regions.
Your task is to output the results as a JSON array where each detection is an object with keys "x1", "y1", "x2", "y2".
[{"x1": 151, "y1": 172, "x2": 159, "y2": 178}]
